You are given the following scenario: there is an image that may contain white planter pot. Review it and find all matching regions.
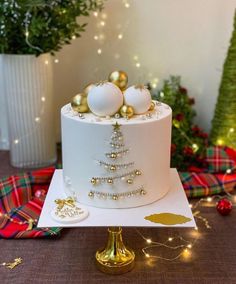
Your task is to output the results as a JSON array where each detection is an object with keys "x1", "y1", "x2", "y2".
[{"x1": 3, "y1": 54, "x2": 56, "y2": 168}]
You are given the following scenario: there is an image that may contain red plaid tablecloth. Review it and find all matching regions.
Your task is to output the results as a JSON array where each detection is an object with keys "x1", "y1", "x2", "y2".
[
  {"x1": 0, "y1": 167, "x2": 61, "y2": 239},
  {"x1": 206, "y1": 146, "x2": 236, "y2": 173}
]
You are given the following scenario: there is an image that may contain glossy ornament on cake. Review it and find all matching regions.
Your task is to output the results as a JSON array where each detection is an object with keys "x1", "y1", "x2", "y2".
[
  {"x1": 120, "y1": 105, "x2": 134, "y2": 119},
  {"x1": 71, "y1": 93, "x2": 89, "y2": 113},
  {"x1": 123, "y1": 85, "x2": 151, "y2": 114},
  {"x1": 87, "y1": 82, "x2": 123, "y2": 117},
  {"x1": 108, "y1": 70, "x2": 128, "y2": 91},
  {"x1": 83, "y1": 83, "x2": 95, "y2": 96}
]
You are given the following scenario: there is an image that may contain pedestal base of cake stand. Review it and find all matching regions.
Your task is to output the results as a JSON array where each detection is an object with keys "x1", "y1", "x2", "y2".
[{"x1": 95, "y1": 227, "x2": 135, "y2": 275}]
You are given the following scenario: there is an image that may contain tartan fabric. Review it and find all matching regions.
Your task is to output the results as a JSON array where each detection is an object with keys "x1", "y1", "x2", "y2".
[
  {"x1": 0, "y1": 173, "x2": 32, "y2": 214},
  {"x1": 0, "y1": 167, "x2": 61, "y2": 239},
  {"x1": 179, "y1": 172, "x2": 236, "y2": 198},
  {"x1": 206, "y1": 146, "x2": 236, "y2": 173}
]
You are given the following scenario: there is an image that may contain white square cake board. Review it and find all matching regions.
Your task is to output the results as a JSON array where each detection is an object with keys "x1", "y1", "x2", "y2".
[{"x1": 37, "y1": 169, "x2": 196, "y2": 228}]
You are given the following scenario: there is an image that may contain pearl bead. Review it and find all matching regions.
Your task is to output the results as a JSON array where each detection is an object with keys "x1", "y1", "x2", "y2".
[
  {"x1": 107, "y1": 178, "x2": 113, "y2": 184},
  {"x1": 127, "y1": 179, "x2": 133, "y2": 184}
]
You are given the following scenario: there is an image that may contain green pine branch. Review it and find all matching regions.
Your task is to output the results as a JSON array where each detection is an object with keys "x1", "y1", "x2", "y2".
[
  {"x1": 0, "y1": 0, "x2": 104, "y2": 56},
  {"x1": 210, "y1": 10, "x2": 236, "y2": 149}
]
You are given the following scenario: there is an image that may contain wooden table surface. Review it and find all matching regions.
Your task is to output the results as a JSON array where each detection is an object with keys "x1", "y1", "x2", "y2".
[{"x1": 1, "y1": 150, "x2": 236, "y2": 284}]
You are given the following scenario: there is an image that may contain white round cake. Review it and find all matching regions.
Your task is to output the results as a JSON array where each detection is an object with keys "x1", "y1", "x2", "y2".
[{"x1": 61, "y1": 101, "x2": 172, "y2": 209}]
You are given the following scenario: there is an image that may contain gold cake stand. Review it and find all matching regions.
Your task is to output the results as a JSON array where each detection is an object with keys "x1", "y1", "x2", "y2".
[{"x1": 95, "y1": 227, "x2": 135, "y2": 274}]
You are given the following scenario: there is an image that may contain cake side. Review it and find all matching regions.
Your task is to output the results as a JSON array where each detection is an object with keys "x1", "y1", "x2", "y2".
[{"x1": 61, "y1": 101, "x2": 172, "y2": 209}]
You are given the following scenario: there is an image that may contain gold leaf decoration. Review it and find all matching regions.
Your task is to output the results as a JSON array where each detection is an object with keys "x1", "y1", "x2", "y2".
[{"x1": 144, "y1": 213, "x2": 192, "y2": 225}]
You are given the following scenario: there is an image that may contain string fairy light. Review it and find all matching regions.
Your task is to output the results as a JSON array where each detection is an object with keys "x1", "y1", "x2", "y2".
[
  {"x1": 136, "y1": 229, "x2": 197, "y2": 261},
  {"x1": 24, "y1": 10, "x2": 44, "y2": 53},
  {"x1": 136, "y1": 170, "x2": 236, "y2": 262}
]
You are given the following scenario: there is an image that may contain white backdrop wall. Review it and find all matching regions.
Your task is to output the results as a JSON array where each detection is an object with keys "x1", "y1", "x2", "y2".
[{"x1": 0, "y1": 0, "x2": 236, "y2": 148}]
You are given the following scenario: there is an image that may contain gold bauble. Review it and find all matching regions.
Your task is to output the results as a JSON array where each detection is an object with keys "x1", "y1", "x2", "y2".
[
  {"x1": 149, "y1": 101, "x2": 155, "y2": 111},
  {"x1": 83, "y1": 83, "x2": 95, "y2": 96},
  {"x1": 108, "y1": 70, "x2": 128, "y2": 91},
  {"x1": 71, "y1": 93, "x2": 89, "y2": 113},
  {"x1": 120, "y1": 105, "x2": 134, "y2": 119}
]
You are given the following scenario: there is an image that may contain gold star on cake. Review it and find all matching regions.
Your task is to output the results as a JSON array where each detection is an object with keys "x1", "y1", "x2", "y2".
[
  {"x1": 113, "y1": 122, "x2": 121, "y2": 131},
  {"x1": 134, "y1": 84, "x2": 147, "y2": 90},
  {"x1": 95, "y1": 80, "x2": 108, "y2": 86}
]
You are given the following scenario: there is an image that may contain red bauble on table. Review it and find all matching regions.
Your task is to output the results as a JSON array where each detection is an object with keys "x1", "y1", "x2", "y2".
[{"x1": 216, "y1": 198, "x2": 233, "y2": 216}]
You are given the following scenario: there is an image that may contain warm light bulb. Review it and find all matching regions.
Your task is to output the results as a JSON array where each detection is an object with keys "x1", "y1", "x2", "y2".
[
  {"x1": 168, "y1": 237, "x2": 173, "y2": 242},
  {"x1": 192, "y1": 143, "x2": 199, "y2": 152},
  {"x1": 93, "y1": 11, "x2": 98, "y2": 17},
  {"x1": 206, "y1": 197, "x2": 212, "y2": 202},
  {"x1": 125, "y1": 2, "x2": 130, "y2": 8},
  {"x1": 229, "y1": 128, "x2": 234, "y2": 133},
  {"x1": 136, "y1": 62, "x2": 141, "y2": 68},
  {"x1": 44, "y1": 60, "x2": 49, "y2": 65},
  {"x1": 189, "y1": 204, "x2": 193, "y2": 208},
  {"x1": 194, "y1": 226, "x2": 198, "y2": 231},
  {"x1": 14, "y1": 139, "x2": 19, "y2": 144},
  {"x1": 25, "y1": 31, "x2": 29, "y2": 37},
  {"x1": 226, "y1": 168, "x2": 232, "y2": 174},
  {"x1": 41, "y1": 97, "x2": 46, "y2": 102},
  {"x1": 94, "y1": 35, "x2": 98, "y2": 40},
  {"x1": 187, "y1": 244, "x2": 192, "y2": 249},
  {"x1": 35, "y1": 117, "x2": 40, "y2": 122},
  {"x1": 145, "y1": 253, "x2": 150, "y2": 258},
  {"x1": 100, "y1": 21, "x2": 105, "y2": 26},
  {"x1": 118, "y1": 34, "x2": 123, "y2": 39},
  {"x1": 97, "y1": 49, "x2": 102, "y2": 55},
  {"x1": 72, "y1": 35, "x2": 76, "y2": 40},
  {"x1": 54, "y1": 59, "x2": 59, "y2": 63},
  {"x1": 183, "y1": 248, "x2": 191, "y2": 259},
  {"x1": 146, "y1": 239, "x2": 152, "y2": 244},
  {"x1": 217, "y1": 138, "x2": 224, "y2": 146}
]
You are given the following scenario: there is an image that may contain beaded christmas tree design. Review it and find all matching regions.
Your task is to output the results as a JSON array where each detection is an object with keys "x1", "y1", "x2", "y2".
[{"x1": 88, "y1": 122, "x2": 146, "y2": 201}]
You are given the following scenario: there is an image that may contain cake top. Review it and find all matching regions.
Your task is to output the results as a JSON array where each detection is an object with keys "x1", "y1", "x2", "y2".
[
  {"x1": 61, "y1": 101, "x2": 172, "y2": 125},
  {"x1": 64, "y1": 71, "x2": 172, "y2": 125}
]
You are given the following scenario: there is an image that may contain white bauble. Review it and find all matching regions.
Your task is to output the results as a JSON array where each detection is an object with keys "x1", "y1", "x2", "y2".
[
  {"x1": 123, "y1": 85, "x2": 151, "y2": 114},
  {"x1": 87, "y1": 82, "x2": 123, "y2": 116}
]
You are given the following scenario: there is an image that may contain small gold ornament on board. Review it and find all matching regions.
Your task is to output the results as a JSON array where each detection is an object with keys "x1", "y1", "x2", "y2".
[
  {"x1": 108, "y1": 71, "x2": 128, "y2": 91},
  {"x1": 71, "y1": 93, "x2": 89, "y2": 113}
]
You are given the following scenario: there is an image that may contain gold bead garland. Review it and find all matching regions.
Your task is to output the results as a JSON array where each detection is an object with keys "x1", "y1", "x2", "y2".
[
  {"x1": 0, "y1": 211, "x2": 37, "y2": 231},
  {"x1": 90, "y1": 169, "x2": 142, "y2": 186},
  {"x1": 97, "y1": 160, "x2": 135, "y2": 172},
  {"x1": 106, "y1": 149, "x2": 129, "y2": 159},
  {"x1": 88, "y1": 186, "x2": 146, "y2": 200},
  {"x1": 110, "y1": 142, "x2": 125, "y2": 149}
]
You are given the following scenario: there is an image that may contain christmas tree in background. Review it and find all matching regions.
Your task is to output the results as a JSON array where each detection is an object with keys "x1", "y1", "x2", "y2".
[
  {"x1": 210, "y1": 11, "x2": 236, "y2": 149},
  {"x1": 150, "y1": 76, "x2": 208, "y2": 171},
  {"x1": 88, "y1": 122, "x2": 146, "y2": 200}
]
